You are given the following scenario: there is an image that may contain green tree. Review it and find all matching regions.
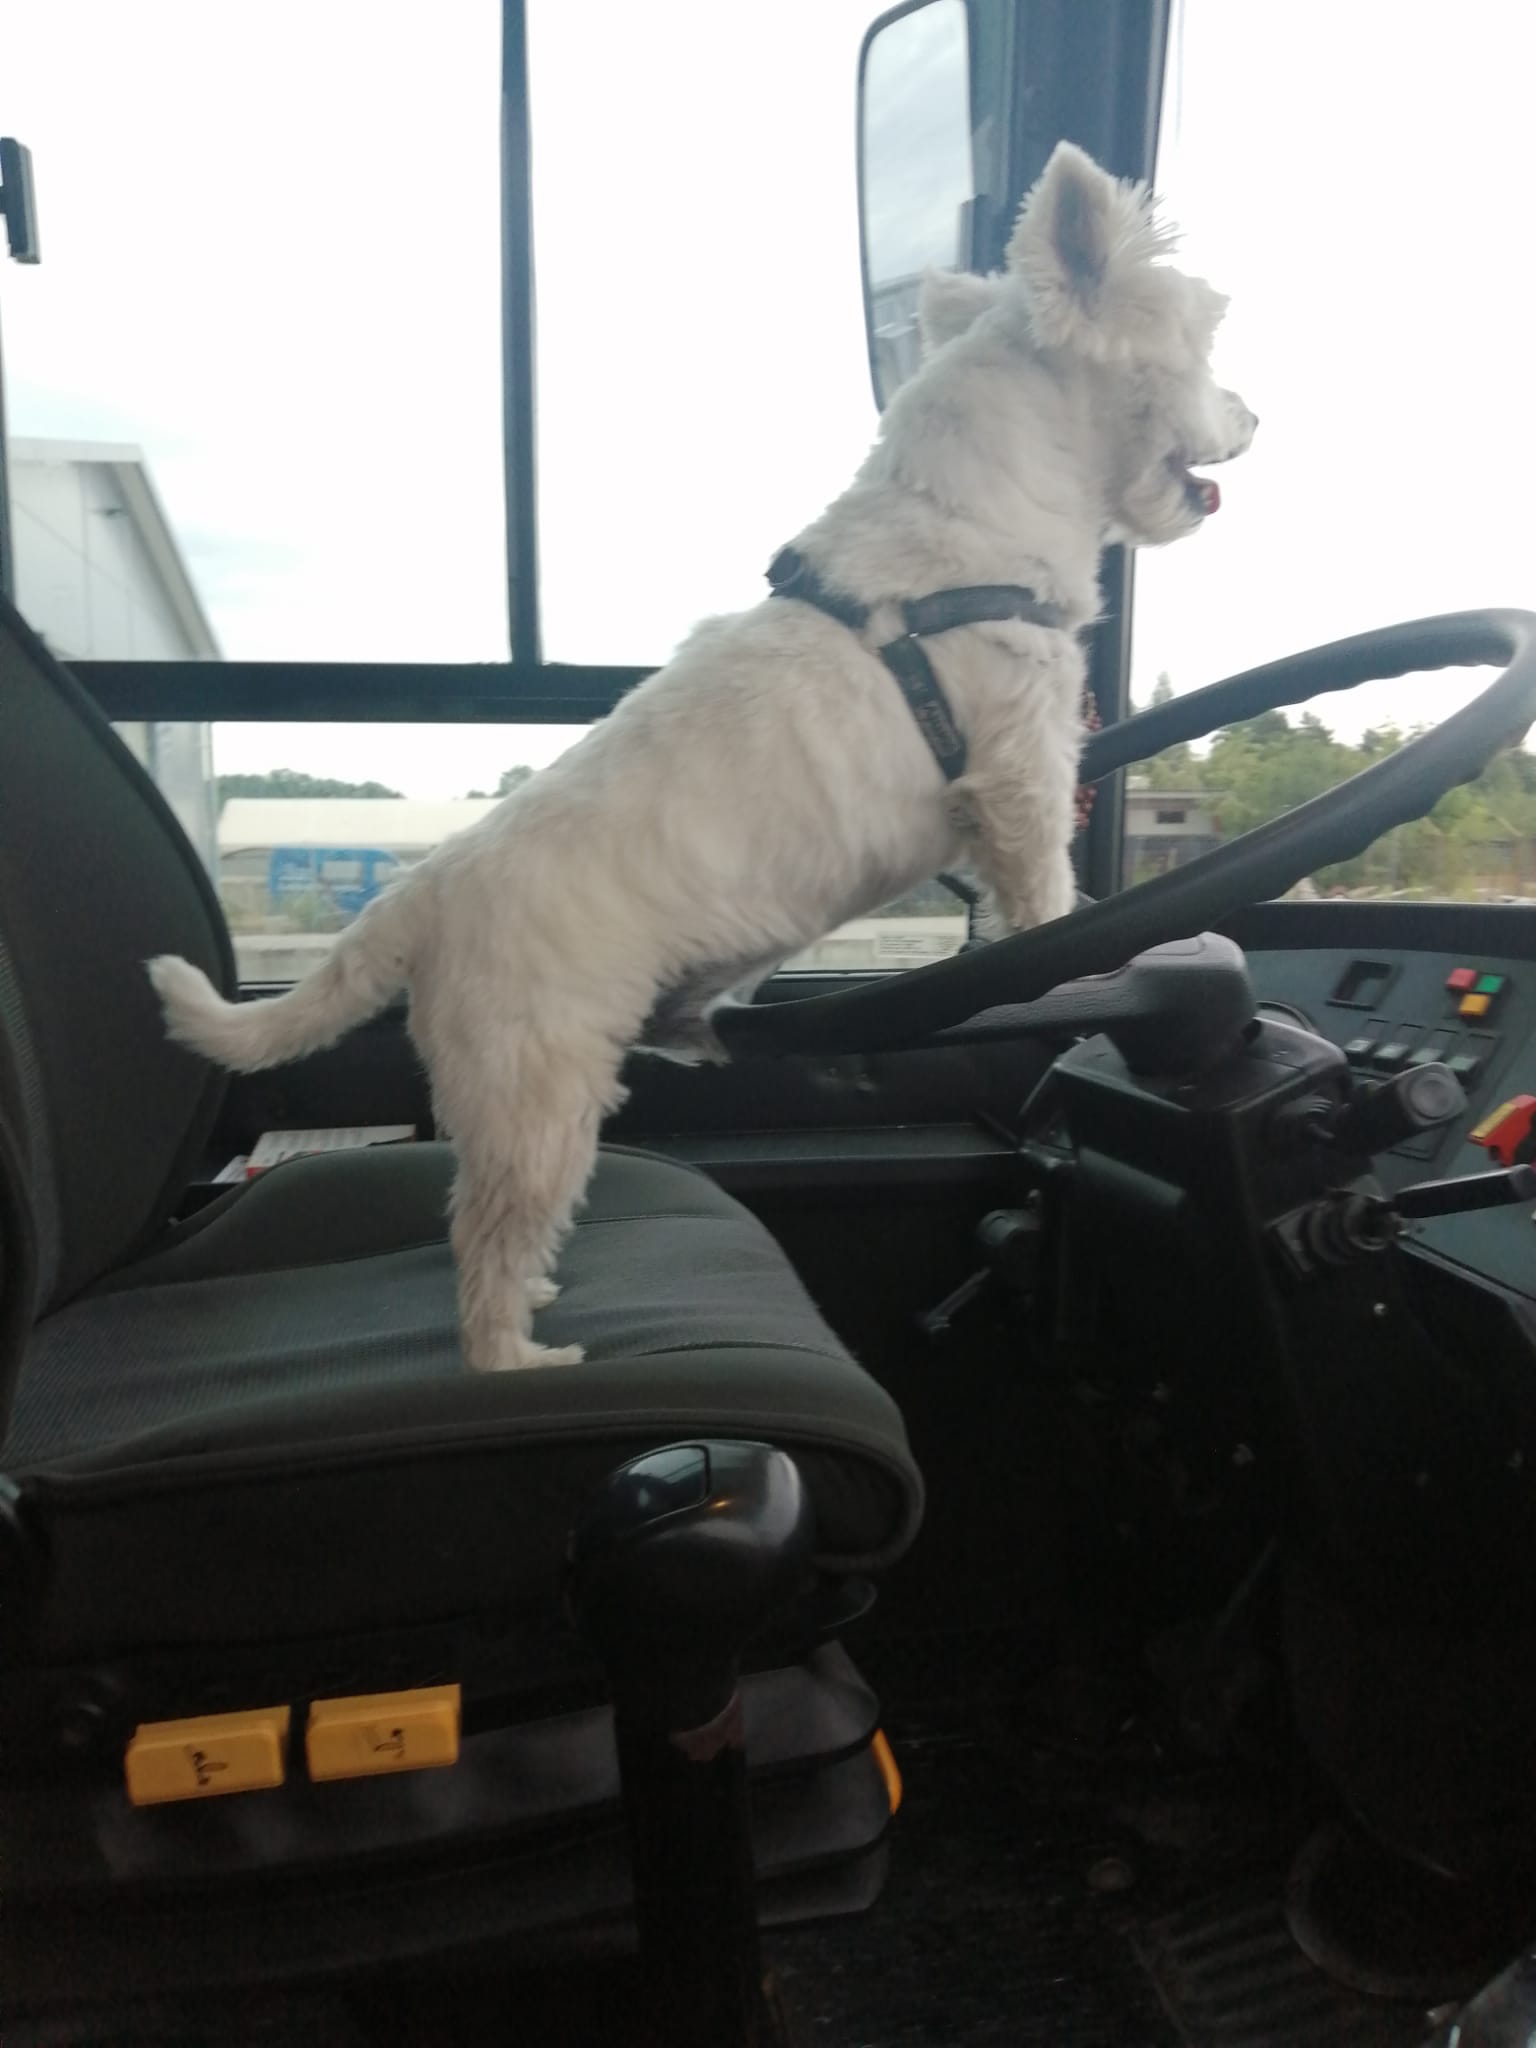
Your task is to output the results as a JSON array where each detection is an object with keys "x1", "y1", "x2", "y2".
[
  {"x1": 1205, "y1": 710, "x2": 1359, "y2": 841},
  {"x1": 1131, "y1": 672, "x2": 1203, "y2": 790},
  {"x1": 1127, "y1": 674, "x2": 1536, "y2": 896},
  {"x1": 217, "y1": 769, "x2": 401, "y2": 804},
  {"x1": 466, "y1": 765, "x2": 536, "y2": 799}
]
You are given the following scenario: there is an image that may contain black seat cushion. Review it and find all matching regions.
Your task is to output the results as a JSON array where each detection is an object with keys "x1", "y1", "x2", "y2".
[{"x1": 6, "y1": 1144, "x2": 923, "y2": 1663}]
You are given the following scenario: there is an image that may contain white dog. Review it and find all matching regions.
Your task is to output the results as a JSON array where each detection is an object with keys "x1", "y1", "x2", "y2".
[{"x1": 149, "y1": 143, "x2": 1255, "y2": 1373}]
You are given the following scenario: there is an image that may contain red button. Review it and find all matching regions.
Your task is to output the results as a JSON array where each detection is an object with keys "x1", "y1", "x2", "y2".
[
  {"x1": 1470, "y1": 1095, "x2": 1536, "y2": 1167},
  {"x1": 1446, "y1": 967, "x2": 1479, "y2": 992}
]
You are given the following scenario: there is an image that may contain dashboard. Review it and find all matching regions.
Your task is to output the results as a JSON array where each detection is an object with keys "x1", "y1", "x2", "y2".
[{"x1": 1228, "y1": 904, "x2": 1536, "y2": 1304}]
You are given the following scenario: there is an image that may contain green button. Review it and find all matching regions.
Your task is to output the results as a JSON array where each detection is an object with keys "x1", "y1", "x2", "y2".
[{"x1": 1474, "y1": 974, "x2": 1505, "y2": 995}]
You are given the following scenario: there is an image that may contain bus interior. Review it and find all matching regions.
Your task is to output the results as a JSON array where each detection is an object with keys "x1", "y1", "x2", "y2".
[{"x1": 4, "y1": 2, "x2": 1536, "y2": 2042}]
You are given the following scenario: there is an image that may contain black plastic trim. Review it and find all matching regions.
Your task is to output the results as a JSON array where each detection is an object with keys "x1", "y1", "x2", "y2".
[
  {"x1": 500, "y1": 0, "x2": 541, "y2": 669},
  {"x1": 636, "y1": 1124, "x2": 1018, "y2": 1198},
  {"x1": 68, "y1": 659, "x2": 651, "y2": 724},
  {"x1": 1219, "y1": 899, "x2": 1536, "y2": 961}
]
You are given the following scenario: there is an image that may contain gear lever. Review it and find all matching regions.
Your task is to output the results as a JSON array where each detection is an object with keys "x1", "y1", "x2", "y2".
[{"x1": 566, "y1": 1441, "x2": 816, "y2": 2048}]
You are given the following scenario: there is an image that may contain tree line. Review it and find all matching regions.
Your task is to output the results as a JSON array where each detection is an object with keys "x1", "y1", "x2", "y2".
[
  {"x1": 215, "y1": 766, "x2": 535, "y2": 804},
  {"x1": 1129, "y1": 674, "x2": 1536, "y2": 897}
]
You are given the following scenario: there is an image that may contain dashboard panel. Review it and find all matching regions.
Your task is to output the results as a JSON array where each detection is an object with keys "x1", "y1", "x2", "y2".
[{"x1": 1224, "y1": 903, "x2": 1536, "y2": 1303}]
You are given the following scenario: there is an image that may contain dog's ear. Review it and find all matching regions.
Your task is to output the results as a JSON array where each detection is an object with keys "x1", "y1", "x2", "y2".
[
  {"x1": 917, "y1": 269, "x2": 1001, "y2": 356},
  {"x1": 1005, "y1": 140, "x2": 1175, "y2": 355}
]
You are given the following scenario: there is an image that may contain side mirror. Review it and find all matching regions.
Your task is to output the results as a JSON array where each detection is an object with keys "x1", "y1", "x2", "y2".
[{"x1": 857, "y1": 0, "x2": 976, "y2": 410}]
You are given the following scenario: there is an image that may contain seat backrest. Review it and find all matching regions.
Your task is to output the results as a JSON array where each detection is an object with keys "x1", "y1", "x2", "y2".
[{"x1": 0, "y1": 594, "x2": 233, "y2": 1369}]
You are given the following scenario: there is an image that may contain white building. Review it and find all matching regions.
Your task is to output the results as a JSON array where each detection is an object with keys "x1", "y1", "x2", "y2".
[
  {"x1": 219, "y1": 797, "x2": 501, "y2": 866},
  {"x1": 217, "y1": 797, "x2": 968, "y2": 982},
  {"x1": 9, "y1": 437, "x2": 220, "y2": 871},
  {"x1": 1122, "y1": 779, "x2": 1223, "y2": 879}
]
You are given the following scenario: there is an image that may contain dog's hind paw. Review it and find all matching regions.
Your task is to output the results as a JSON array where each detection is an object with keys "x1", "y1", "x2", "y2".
[{"x1": 528, "y1": 1277, "x2": 562, "y2": 1310}]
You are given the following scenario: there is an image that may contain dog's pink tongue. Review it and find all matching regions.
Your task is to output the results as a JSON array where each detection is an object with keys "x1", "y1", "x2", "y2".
[{"x1": 1198, "y1": 477, "x2": 1221, "y2": 515}]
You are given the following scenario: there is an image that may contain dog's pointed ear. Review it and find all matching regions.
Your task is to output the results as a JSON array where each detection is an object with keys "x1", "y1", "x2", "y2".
[
  {"x1": 917, "y1": 269, "x2": 1001, "y2": 356},
  {"x1": 1005, "y1": 141, "x2": 1175, "y2": 355}
]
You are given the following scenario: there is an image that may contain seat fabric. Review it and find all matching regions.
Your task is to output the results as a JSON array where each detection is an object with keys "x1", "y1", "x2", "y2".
[{"x1": 5, "y1": 1142, "x2": 922, "y2": 1662}]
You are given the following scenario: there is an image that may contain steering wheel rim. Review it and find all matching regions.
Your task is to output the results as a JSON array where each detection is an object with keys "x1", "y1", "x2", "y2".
[{"x1": 715, "y1": 609, "x2": 1536, "y2": 1056}]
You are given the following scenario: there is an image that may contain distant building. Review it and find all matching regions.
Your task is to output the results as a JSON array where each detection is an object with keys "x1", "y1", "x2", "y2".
[
  {"x1": 1123, "y1": 782, "x2": 1223, "y2": 878},
  {"x1": 217, "y1": 797, "x2": 498, "y2": 978},
  {"x1": 216, "y1": 796, "x2": 969, "y2": 982},
  {"x1": 217, "y1": 798, "x2": 501, "y2": 921},
  {"x1": 9, "y1": 438, "x2": 220, "y2": 871}
]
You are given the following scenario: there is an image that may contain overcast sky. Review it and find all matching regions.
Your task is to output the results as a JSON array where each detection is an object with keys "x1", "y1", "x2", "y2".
[{"x1": 3, "y1": 0, "x2": 1533, "y2": 798}]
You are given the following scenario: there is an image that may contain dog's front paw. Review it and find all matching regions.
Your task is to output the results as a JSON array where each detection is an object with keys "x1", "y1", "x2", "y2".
[
  {"x1": 466, "y1": 1330, "x2": 585, "y2": 1371},
  {"x1": 527, "y1": 1277, "x2": 562, "y2": 1310},
  {"x1": 967, "y1": 889, "x2": 1012, "y2": 944},
  {"x1": 1041, "y1": 876, "x2": 1080, "y2": 925},
  {"x1": 516, "y1": 1340, "x2": 584, "y2": 1370},
  {"x1": 1028, "y1": 856, "x2": 1081, "y2": 929}
]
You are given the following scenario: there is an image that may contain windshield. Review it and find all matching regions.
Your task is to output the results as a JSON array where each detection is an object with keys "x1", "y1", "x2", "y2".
[{"x1": 4, "y1": 0, "x2": 1532, "y2": 953}]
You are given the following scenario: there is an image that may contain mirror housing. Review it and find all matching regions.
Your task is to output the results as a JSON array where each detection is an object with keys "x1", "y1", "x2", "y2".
[{"x1": 857, "y1": 0, "x2": 976, "y2": 409}]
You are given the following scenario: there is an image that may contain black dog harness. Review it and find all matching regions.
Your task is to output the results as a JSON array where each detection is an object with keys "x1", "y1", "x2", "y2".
[{"x1": 766, "y1": 545, "x2": 1068, "y2": 781}]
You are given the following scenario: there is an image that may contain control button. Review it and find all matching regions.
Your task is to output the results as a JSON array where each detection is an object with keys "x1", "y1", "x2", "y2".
[
  {"x1": 1342, "y1": 1036, "x2": 1377, "y2": 1064},
  {"x1": 126, "y1": 1705, "x2": 291, "y2": 1806},
  {"x1": 1371, "y1": 1040, "x2": 1414, "y2": 1072},
  {"x1": 1470, "y1": 1095, "x2": 1536, "y2": 1168},
  {"x1": 1446, "y1": 1052, "x2": 1483, "y2": 1087},
  {"x1": 1446, "y1": 967, "x2": 1479, "y2": 993},
  {"x1": 307, "y1": 1684, "x2": 461, "y2": 1782},
  {"x1": 1407, "y1": 1044, "x2": 1452, "y2": 1067},
  {"x1": 1474, "y1": 973, "x2": 1506, "y2": 996},
  {"x1": 1400, "y1": 1064, "x2": 1464, "y2": 1124},
  {"x1": 1459, "y1": 993, "x2": 1493, "y2": 1020}
]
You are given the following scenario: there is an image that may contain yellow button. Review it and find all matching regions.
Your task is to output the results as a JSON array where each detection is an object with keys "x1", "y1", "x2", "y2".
[
  {"x1": 306, "y1": 1684, "x2": 461, "y2": 1782},
  {"x1": 125, "y1": 1705, "x2": 290, "y2": 1806},
  {"x1": 1460, "y1": 993, "x2": 1493, "y2": 1018}
]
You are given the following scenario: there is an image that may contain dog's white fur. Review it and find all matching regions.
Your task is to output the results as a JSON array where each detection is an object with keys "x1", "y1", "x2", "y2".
[{"x1": 149, "y1": 144, "x2": 1255, "y2": 1373}]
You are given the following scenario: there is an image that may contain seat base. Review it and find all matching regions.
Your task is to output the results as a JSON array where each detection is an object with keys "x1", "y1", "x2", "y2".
[
  {"x1": 3, "y1": 1644, "x2": 893, "y2": 2014},
  {"x1": 8, "y1": 1146, "x2": 921, "y2": 1665}
]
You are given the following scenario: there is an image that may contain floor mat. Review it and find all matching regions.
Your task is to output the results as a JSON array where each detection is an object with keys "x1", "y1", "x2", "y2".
[
  {"x1": 771, "y1": 1633, "x2": 1439, "y2": 2048},
  {"x1": 770, "y1": 1695, "x2": 1178, "y2": 2046},
  {"x1": 1135, "y1": 1882, "x2": 1429, "y2": 2048}
]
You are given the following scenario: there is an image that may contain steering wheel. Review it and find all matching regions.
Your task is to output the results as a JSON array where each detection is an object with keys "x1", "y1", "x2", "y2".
[{"x1": 714, "y1": 611, "x2": 1536, "y2": 1056}]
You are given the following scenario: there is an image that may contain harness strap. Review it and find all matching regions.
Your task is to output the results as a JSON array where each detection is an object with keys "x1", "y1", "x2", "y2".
[
  {"x1": 877, "y1": 633, "x2": 969, "y2": 780},
  {"x1": 766, "y1": 548, "x2": 871, "y2": 633},
  {"x1": 766, "y1": 546, "x2": 1066, "y2": 783}
]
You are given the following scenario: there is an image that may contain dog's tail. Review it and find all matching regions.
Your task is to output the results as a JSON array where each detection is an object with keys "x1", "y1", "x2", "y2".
[{"x1": 148, "y1": 880, "x2": 418, "y2": 1074}]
